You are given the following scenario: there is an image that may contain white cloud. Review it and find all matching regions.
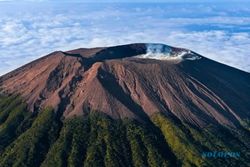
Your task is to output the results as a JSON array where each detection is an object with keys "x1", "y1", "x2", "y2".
[
  {"x1": 164, "y1": 31, "x2": 250, "y2": 72},
  {"x1": 0, "y1": 2, "x2": 250, "y2": 76}
]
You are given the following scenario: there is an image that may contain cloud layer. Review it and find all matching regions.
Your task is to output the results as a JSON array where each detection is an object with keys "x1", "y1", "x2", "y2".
[{"x1": 0, "y1": 2, "x2": 250, "y2": 75}]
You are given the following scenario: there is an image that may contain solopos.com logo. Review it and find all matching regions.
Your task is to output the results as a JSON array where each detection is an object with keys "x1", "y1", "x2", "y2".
[{"x1": 201, "y1": 151, "x2": 240, "y2": 158}]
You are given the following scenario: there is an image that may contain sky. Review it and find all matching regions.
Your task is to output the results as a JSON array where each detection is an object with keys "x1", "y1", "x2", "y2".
[{"x1": 0, "y1": 1, "x2": 250, "y2": 75}]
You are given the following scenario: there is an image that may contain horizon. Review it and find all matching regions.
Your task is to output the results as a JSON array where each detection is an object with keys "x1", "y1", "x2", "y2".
[{"x1": 0, "y1": 1, "x2": 250, "y2": 75}]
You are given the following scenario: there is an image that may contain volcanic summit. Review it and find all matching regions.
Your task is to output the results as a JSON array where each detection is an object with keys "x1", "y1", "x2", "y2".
[
  {"x1": 0, "y1": 43, "x2": 249, "y2": 128},
  {"x1": 0, "y1": 43, "x2": 249, "y2": 167}
]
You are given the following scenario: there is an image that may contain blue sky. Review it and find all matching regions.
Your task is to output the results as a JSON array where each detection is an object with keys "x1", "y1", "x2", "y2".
[{"x1": 0, "y1": 1, "x2": 250, "y2": 75}]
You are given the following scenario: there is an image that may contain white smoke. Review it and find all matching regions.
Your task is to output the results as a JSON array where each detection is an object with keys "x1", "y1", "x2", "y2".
[{"x1": 136, "y1": 43, "x2": 201, "y2": 61}]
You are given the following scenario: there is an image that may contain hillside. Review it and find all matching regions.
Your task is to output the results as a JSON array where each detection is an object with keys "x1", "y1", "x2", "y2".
[{"x1": 0, "y1": 43, "x2": 249, "y2": 167}]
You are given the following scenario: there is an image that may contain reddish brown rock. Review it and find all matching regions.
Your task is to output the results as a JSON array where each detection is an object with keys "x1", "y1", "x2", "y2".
[{"x1": 0, "y1": 43, "x2": 249, "y2": 128}]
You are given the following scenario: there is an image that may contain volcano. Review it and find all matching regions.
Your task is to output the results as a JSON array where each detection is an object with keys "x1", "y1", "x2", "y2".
[{"x1": 0, "y1": 43, "x2": 249, "y2": 167}]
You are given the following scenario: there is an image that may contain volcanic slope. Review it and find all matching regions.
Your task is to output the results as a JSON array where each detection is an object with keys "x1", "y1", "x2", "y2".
[{"x1": 0, "y1": 43, "x2": 249, "y2": 167}]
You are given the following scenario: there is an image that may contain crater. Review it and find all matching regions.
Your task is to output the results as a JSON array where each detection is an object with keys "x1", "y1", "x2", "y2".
[{"x1": 136, "y1": 43, "x2": 201, "y2": 61}]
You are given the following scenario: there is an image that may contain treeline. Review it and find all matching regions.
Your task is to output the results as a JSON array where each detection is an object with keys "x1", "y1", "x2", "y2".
[{"x1": 0, "y1": 95, "x2": 249, "y2": 167}]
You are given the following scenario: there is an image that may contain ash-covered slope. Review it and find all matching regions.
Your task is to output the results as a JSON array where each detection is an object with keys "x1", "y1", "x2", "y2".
[
  {"x1": 0, "y1": 43, "x2": 250, "y2": 167},
  {"x1": 0, "y1": 43, "x2": 250, "y2": 128}
]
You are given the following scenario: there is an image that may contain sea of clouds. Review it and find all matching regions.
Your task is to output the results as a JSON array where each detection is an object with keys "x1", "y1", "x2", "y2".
[{"x1": 0, "y1": 1, "x2": 250, "y2": 75}]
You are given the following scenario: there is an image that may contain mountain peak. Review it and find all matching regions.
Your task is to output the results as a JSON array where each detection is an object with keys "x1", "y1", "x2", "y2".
[{"x1": 0, "y1": 43, "x2": 249, "y2": 128}]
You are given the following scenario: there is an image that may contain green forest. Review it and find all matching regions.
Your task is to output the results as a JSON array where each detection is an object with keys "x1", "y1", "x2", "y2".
[{"x1": 0, "y1": 95, "x2": 249, "y2": 167}]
